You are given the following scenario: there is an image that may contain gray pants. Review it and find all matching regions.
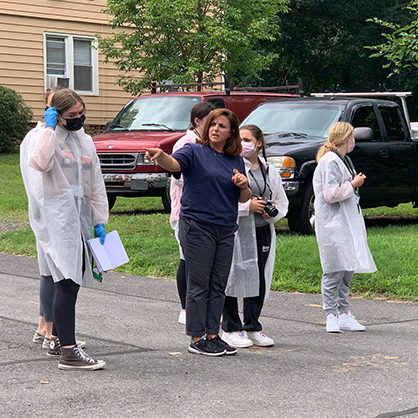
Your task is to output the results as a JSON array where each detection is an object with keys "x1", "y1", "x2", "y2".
[
  {"x1": 179, "y1": 218, "x2": 236, "y2": 337},
  {"x1": 321, "y1": 270, "x2": 354, "y2": 315}
]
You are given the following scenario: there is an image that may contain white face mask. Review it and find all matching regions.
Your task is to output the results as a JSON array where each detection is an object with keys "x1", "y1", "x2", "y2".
[{"x1": 241, "y1": 141, "x2": 256, "y2": 157}]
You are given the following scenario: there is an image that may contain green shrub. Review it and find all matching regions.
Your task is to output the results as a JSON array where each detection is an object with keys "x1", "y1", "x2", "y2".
[{"x1": 0, "y1": 85, "x2": 33, "y2": 153}]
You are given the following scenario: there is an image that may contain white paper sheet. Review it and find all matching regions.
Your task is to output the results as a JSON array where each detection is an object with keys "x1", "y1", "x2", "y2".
[{"x1": 87, "y1": 230, "x2": 129, "y2": 272}]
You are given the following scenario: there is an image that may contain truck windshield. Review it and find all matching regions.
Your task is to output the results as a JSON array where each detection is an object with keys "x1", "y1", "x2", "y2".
[
  {"x1": 107, "y1": 96, "x2": 202, "y2": 132},
  {"x1": 242, "y1": 102, "x2": 344, "y2": 138}
]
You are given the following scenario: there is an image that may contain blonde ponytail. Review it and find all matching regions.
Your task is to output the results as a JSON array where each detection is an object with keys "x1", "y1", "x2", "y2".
[
  {"x1": 316, "y1": 122, "x2": 354, "y2": 163},
  {"x1": 316, "y1": 141, "x2": 337, "y2": 162}
]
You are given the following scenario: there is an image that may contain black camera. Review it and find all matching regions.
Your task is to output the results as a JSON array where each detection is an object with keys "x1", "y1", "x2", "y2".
[{"x1": 264, "y1": 201, "x2": 278, "y2": 217}]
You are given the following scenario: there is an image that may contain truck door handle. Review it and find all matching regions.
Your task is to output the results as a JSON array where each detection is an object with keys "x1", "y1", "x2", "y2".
[{"x1": 379, "y1": 149, "x2": 389, "y2": 158}]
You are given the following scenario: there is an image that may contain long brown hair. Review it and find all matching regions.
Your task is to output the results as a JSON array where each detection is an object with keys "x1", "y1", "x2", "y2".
[
  {"x1": 316, "y1": 122, "x2": 353, "y2": 162},
  {"x1": 50, "y1": 88, "x2": 85, "y2": 114},
  {"x1": 240, "y1": 124, "x2": 267, "y2": 161},
  {"x1": 197, "y1": 108, "x2": 242, "y2": 156}
]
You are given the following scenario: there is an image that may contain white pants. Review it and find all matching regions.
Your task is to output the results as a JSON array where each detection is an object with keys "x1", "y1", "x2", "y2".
[{"x1": 321, "y1": 270, "x2": 354, "y2": 315}]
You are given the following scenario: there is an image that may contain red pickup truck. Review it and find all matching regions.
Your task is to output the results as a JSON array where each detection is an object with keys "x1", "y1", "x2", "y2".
[{"x1": 93, "y1": 91, "x2": 297, "y2": 211}]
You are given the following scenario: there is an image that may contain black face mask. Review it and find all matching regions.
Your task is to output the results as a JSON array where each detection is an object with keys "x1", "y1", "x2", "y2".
[{"x1": 63, "y1": 114, "x2": 86, "y2": 131}]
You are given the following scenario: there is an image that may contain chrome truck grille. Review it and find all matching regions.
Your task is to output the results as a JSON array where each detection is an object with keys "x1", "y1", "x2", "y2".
[{"x1": 98, "y1": 153, "x2": 138, "y2": 170}]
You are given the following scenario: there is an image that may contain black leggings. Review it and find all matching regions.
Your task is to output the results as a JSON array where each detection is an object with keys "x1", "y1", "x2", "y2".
[
  {"x1": 222, "y1": 224, "x2": 271, "y2": 332},
  {"x1": 52, "y1": 279, "x2": 80, "y2": 346},
  {"x1": 39, "y1": 275, "x2": 54, "y2": 322},
  {"x1": 176, "y1": 259, "x2": 187, "y2": 309}
]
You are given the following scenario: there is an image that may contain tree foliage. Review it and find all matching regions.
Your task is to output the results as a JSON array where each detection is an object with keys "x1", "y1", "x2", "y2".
[
  {"x1": 232, "y1": 0, "x2": 413, "y2": 94},
  {"x1": 0, "y1": 85, "x2": 33, "y2": 154},
  {"x1": 98, "y1": 0, "x2": 288, "y2": 95},
  {"x1": 367, "y1": 1, "x2": 418, "y2": 77}
]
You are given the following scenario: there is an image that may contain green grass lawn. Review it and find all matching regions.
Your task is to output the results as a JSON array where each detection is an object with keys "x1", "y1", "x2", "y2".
[{"x1": 3, "y1": 153, "x2": 418, "y2": 301}]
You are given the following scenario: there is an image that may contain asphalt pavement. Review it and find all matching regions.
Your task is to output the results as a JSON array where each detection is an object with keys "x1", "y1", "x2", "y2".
[{"x1": 1, "y1": 253, "x2": 418, "y2": 418}]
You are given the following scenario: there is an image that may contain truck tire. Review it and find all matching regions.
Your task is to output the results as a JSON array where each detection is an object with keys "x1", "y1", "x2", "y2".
[
  {"x1": 107, "y1": 194, "x2": 116, "y2": 211},
  {"x1": 162, "y1": 185, "x2": 171, "y2": 214},
  {"x1": 287, "y1": 182, "x2": 315, "y2": 235}
]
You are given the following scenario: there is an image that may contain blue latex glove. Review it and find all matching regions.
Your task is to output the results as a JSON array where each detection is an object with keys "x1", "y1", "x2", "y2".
[
  {"x1": 43, "y1": 107, "x2": 58, "y2": 129},
  {"x1": 94, "y1": 224, "x2": 106, "y2": 245}
]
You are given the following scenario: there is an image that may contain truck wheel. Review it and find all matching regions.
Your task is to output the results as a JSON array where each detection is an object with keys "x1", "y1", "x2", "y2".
[
  {"x1": 287, "y1": 183, "x2": 315, "y2": 235},
  {"x1": 162, "y1": 185, "x2": 171, "y2": 214},
  {"x1": 107, "y1": 194, "x2": 116, "y2": 211}
]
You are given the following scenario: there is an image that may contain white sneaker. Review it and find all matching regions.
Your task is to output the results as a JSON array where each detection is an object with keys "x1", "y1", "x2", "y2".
[
  {"x1": 178, "y1": 310, "x2": 186, "y2": 325},
  {"x1": 247, "y1": 331, "x2": 274, "y2": 347},
  {"x1": 326, "y1": 314, "x2": 342, "y2": 333},
  {"x1": 338, "y1": 312, "x2": 366, "y2": 331},
  {"x1": 76, "y1": 339, "x2": 86, "y2": 348},
  {"x1": 221, "y1": 331, "x2": 253, "y2": 348}
]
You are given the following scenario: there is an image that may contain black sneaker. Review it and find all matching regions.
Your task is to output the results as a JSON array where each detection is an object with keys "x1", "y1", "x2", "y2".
[
  {"x1": 188, "y1": 336, "x2": 226, "y2": 357},
  {"x1": 209, "y1": 335, "x2": 237, "y2": 355},
  {"x1": 47, "y1": 336, "x2": 61, "y2": 357},
  {"x1": 58, "y1": 346, "x2": 105, "y2": 371}
]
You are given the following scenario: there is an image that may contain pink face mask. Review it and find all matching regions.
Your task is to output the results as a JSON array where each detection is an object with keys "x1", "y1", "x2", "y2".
[
  {"x1": 241, "y1": 141, "x2": 256, "y2": 158},
  {"x1": 347, "y1": 137, "x2": 355, "y2": 153}
]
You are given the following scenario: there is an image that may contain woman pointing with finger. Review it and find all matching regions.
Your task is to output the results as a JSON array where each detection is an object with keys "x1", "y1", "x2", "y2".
[{"x1": 146, "y1": 108, "x2": 251, "y2": 357}]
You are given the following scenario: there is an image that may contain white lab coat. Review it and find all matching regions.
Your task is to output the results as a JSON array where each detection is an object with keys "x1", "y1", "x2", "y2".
[
  {"x1": 313, "y1": 151, "x2": 376, "y2": 274},
  {"x1": 20, "y1": 124, "x2": 108, "y2": 286},
  {"x1": 225, "y1": 158, "x2": 289, "y2": 299}
]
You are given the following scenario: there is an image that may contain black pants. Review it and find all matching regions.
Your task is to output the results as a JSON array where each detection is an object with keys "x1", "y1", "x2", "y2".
[
  {"x1": 222, "y1": 224, "x2": 271, "y2": 332},
  {"x1": 179, "y1": 218, "x2": 237, "y2": 337},
  {"x1": 176, "y1": 259, "x2": 187, "y2": 310}
]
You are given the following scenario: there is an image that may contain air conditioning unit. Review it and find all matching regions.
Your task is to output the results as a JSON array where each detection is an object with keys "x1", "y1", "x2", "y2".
[{"x1": 46, "y1": 76, "x2": 70, "y2": 89}]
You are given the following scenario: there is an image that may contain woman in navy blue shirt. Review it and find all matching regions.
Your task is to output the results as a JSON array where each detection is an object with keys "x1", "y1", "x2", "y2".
[{"x1": 146, "y1": 108, "x2": 251, "y2": 356}]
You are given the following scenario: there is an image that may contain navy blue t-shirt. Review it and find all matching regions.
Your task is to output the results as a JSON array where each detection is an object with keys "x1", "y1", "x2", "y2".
[{"x1": 171, "y1": 143, "x2": 246, "y2": 226}]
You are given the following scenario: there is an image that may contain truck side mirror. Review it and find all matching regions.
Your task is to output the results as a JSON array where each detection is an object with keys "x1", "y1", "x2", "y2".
[{"x1": 354, "y1": 127, "x2": 374, "y2": 142}]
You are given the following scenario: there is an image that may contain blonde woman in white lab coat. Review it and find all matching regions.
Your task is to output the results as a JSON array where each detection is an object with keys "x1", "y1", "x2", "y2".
[{"x1": 313, "y1": 122, "x2": 376, "y2": 333}]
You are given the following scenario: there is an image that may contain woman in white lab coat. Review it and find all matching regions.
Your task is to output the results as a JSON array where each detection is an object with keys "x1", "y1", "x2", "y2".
[
  {"x1": 313, "y1": 122, "x2": 376, "y2": 333},
  {"x1": 222, "y1": 124, "x2": 288, "y2": 348},
  {"x1": 20, "y1": 88, "x2": 108, "y2": 370}
]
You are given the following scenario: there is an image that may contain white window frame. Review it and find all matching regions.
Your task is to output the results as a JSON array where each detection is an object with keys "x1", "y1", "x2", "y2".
[{"x1": 43, "y1": 32, "x2": 99, "y2": 96}]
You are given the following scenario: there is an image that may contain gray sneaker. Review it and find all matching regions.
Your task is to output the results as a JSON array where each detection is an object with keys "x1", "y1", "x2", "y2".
[
  {"x1": 58, "y1": 346, "x2": 106, "y2": 371},
  {"x1": 47, "y1": 336, "x2": 61, "y2": 357},
  {"x1": 33, "y1": 331, "x2": 45, "y2": 344},
  {"x1": 42, "y1": 337, "x2": 51, "y2": 350}
]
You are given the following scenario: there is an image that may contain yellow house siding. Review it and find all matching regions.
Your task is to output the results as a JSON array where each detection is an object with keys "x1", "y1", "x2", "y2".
[
  {"x1": 0, "y1": 0, "x2": 135, "y2": 126},
  {"x1": 0, "y1": 0, "x2": 109, "y2": 24}
]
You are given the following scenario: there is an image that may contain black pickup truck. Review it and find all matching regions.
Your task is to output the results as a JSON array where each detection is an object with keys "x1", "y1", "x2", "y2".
[{"x1": 241, "y1": 92, "x2": 417, "y2": 234}]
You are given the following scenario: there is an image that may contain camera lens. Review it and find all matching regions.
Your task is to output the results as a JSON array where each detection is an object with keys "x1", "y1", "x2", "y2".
[{"x1": 264, "y1": 202, "x2": 278, "y2": 217}]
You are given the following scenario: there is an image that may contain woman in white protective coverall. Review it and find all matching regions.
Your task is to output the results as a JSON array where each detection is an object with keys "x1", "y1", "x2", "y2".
[
  {"x1": 221, "y1": 124, "x2": 288, "y2": 348},
  {"x1": 313, "y1": 122, "x2": 376, "y2": 333},
  {"x1": 20, "y1": 88, "x2": 108, "y2": 370},
  {"x1": 170, "y1": 101, "x2": 215, "y2": 325}
]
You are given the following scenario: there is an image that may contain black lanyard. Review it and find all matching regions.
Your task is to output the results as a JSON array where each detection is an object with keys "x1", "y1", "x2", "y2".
[
  {"x1": 332, "y1": 151, "x2": 360, "y2": 212},
  {"x1": 248, "y1": 160, "x2": 272, "y2": 200},
  {"x1": 332, "y1": 151, "x2": 357, "y2": 181}
]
